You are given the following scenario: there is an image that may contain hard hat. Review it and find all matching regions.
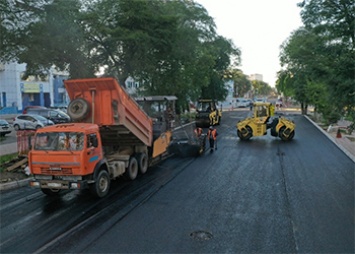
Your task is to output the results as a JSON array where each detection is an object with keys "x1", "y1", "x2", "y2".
[{"x1": 209, "y1": 126, "x2": 213, "y2": 129}]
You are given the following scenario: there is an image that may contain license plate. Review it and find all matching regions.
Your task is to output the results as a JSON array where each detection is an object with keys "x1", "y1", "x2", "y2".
[
  {"x1": 47, "y1": 182, "x2": 62, "y2": 188},
  {"x1": 50, "y1": 167, "x2": 62, "y2": 171}
]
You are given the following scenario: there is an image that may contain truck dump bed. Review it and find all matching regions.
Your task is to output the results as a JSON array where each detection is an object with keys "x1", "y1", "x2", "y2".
[{"x1": 64, "y1": 78, "x2": 153, "y2": 147}]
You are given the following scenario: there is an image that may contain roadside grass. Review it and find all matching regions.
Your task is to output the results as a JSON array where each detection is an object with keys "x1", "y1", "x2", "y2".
[{"x1": 0, "y1": 153, "x2": 18, "y2": 172}]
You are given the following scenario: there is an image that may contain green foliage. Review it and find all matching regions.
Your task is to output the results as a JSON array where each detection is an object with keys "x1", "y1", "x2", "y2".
[
  {"x1": 1, "y1": 0, "x2": 241, "y2": 108},
  {"x1": 299, "y1": 0, "x2": 355, "y2": 49},
  {"x1": 0, "y1": 153, "x2": 18, "y2": 172},
  {"x1": 179, "y1": 111, "x2": 197, "y2": 124},
  {"x1": 1, "y1": 0, "x2": 95, "y2": 78},
  {"x1": 277, "y1": 0, "x2": 355, "y2": 118},
  {"x1": 276, "y1": 70, "x2": 295, "y2": 98},
  {"x1": 251, "y1": 80, "x2": 272, "y2": 97},
  {"x1": 305, "y1": 81, "x2": 327, "y2": 112}
]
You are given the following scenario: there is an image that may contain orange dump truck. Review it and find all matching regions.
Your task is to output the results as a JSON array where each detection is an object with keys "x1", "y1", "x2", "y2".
[{"x1": 28, "y1": 78, "x2": 172, "y2": 197}]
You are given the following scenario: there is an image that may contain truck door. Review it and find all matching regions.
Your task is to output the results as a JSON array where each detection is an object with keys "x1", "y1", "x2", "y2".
[{"x1": 85, "y1": 133, "x2": 102, "y2": 173}]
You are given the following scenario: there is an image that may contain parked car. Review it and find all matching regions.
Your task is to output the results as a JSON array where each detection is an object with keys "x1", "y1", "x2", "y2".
[
  {"x1": 22, "y1": 106, "x2": 47, "y2": 114},
  {"x1": 0, "y1": 119, "x2": 12, "y2": 136},
  {"x1": 236, "y1": 98, "x2": 249, "y2": 108},
  {"x1": 13, "y1": 114, "x2": 54, "y2": 130},
  {"x1": 26, "y1": 108, "x2": 71, "y2": 124},
  {"x1": 246, "y1": 99, "x2": 253, "y2": 107},
  {"x1": 255, "y1": 97, "x2": 267, "y2": 103},
  {"x1": 49, "y1": 106, "x2": 68, "y2": 113}
]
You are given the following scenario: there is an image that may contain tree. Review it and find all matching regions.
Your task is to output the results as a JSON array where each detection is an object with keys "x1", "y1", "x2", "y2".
[
  {"x1": 1, "y1": 0, "x2": 241, "y2": 111},
  {"x1": 224, "y1": 68, "x2": 251, "y2": 97},
  {"x1": 0, "y1": 0, "x2": 41, "y2": 62},
  {"x1": 1, "y1": 0, "x2": 94, "y2": 78},
  {"x1": 299, "y1": 0, "x2": 355, "y2": 49},
  {"x1": 275, "y1": 70, "x2": 295, "y2": 99},
  {"x1": 200, "y1": 36, "x2": 240, "y2": 100},
  {"x1": 278, "y1": 0, "x2": 355, "y2": 120},
  {"x1": 251, "y1": 80, "x2": 272, "y2": 98},
  {"x1": 83, "y1": 0, "x2": 239, "y2": 106},
  {"x1": 300, "y1": 0, "x2": 355, "y2": 119}
]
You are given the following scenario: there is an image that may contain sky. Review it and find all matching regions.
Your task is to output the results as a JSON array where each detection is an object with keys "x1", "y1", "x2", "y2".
[{"x1": 195, "y1": 0, "x2": 303, "y2": 87}]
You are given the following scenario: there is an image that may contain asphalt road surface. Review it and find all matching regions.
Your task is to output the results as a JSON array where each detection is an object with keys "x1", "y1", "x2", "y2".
[
  {"x1": 0, "y1": 128, "x2": 16, "y2": 145},
  {"x1": 0, "y1": 110, "x2": 354, "y2": 253}
]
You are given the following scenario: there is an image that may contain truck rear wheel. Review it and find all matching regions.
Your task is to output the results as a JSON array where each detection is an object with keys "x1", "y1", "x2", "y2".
[
  {"x1": 41, "y1": 188, "x2": 61, "y2": 196},
  {"x1": 68, "y1": 98, "x2": 90, "y2": 121},
  {"x1": 90, "y1": 170, "x2": 110, "y2": 198},
  {"x1": 125, "y1": 157, "x2": 138, "y2": 180},
  {"x1": 136, "y1": 153, "x2": 148, "y2": 174}
]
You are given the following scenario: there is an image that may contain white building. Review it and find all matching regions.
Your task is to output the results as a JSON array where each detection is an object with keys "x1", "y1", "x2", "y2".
[
  {"x1": 0, "y1": 62, "x2": 69, "y2": 113},
  {"x1": 125, "y1": 76, "x2": 140, "y2": 96},
  {"x1": 248, "y1": 73, "x2": 263, "y2": 82}
]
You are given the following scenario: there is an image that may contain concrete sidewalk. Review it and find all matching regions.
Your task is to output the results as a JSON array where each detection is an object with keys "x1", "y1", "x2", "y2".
[
  {"x1": 304, "y1": 115, "x2": 355, "y2": 163},
  {"x1": 0, "y1": 142, "x2": 17, "y2": 157}
]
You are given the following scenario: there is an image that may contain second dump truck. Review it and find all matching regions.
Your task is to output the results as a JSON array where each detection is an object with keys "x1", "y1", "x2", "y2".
[{"x1": 29, "y1": 78, "x2": 174, "y2": 197}]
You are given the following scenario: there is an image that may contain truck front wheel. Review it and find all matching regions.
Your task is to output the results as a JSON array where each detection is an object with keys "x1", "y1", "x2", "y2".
[
  {"x1": 90, "y1": 170, "x2": 110, "y2": 198},
  {"x1": 41, "y1": 188, "x2": 61, "y2": 196}
]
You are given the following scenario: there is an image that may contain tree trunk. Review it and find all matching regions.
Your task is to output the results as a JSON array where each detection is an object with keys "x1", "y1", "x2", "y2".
[{"x1": 301, "y1": 102, "x2": 308, "y2": 115}]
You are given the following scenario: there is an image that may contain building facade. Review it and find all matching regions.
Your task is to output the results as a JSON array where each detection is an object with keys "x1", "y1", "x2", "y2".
[
  {"x1": 248, "y1": 73, "x2": 263, "y2": 82},
  {"x1": 0, "y1": 62, "x2": 69, "y2": 113}
]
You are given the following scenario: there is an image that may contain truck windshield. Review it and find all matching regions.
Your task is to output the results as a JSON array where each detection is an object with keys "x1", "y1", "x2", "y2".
[{"x1": 34, "y1": 132, "x2": 85, "y2": 151}]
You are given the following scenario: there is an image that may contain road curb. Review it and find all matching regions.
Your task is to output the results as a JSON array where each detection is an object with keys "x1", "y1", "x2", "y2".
[
  {"x1": 0, "y1": 177, "x2": 32, "y2": 191},
  {"x1": 304, "y1": 115, "x2": 355, "y2": 163}
]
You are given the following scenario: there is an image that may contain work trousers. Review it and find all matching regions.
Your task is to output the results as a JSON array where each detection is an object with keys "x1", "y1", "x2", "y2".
[{"x1": 209, "y1": 138, "x2": 215, "y2": 148}]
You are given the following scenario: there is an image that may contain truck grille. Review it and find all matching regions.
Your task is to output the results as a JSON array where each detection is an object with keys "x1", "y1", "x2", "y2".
[{"x1": 41, "y1": 168, "x2": 73, "y2": 175}]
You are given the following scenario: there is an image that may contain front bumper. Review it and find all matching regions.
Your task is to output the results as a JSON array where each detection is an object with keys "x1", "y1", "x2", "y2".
[{"x1": 29, "y1": 179, "x2": 89, "y2": 190}]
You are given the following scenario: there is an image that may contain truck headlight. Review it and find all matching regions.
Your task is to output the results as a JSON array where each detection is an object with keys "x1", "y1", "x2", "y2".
[
  {"x1": 70, "y1": 183, "x2": 80, "y2": 189},
  {"x1": 30, "y1": 181, "x2": 40, "y2": 187}
]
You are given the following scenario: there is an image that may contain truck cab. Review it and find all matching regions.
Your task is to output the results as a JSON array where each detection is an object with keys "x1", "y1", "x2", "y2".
[{"x1": 29, "y1": 123, "x2": 105, "y2": 196}]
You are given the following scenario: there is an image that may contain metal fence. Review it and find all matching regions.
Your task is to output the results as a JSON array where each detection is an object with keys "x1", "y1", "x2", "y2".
[{"x1": 17, "y1": 130, "x2": 36, "y2": 157}]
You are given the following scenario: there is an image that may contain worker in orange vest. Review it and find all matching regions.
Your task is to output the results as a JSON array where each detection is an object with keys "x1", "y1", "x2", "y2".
[{"x1": 207, "y1": 126, "x2": 218, "y2": 152}]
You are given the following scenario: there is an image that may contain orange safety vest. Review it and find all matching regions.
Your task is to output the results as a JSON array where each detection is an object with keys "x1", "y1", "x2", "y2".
[{"x1": 207, "y1": 129, "x2": 217, "y2": 140}]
